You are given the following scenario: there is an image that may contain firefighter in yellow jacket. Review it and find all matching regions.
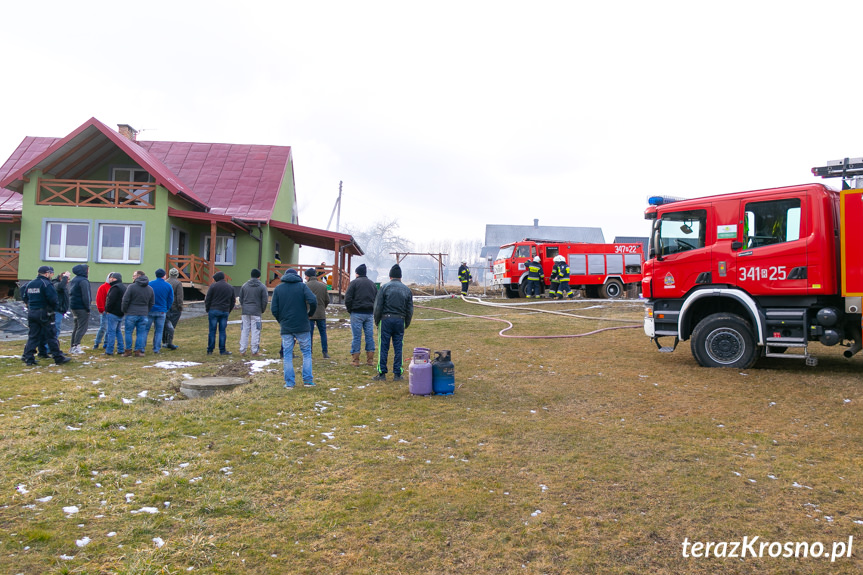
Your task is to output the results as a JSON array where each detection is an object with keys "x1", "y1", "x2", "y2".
[
  {"x1": 458, "y1": 260, "x2": 472, "y2": 295},
  {"x1": 525, "y1": 256, "x2": 543, "y2": 298},
  {"x1": 549, "y1": 255, "x2": 573, "y2": 299}
]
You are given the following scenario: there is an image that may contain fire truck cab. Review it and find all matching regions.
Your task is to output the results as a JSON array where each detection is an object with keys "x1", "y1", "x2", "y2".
[
  {"x1": 492, "y1": 238, "x2": 644, "y2": 299},
  {"x1": 643, "y1": 168, "x2": 863, "y2": 368}
]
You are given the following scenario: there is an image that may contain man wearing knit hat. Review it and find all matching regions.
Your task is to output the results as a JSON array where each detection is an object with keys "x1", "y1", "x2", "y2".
[
  {"x1": 204, "y1": 271, "x2": 235, "y2": 355},
  {"x1": 239, "y1": 268, "x2": 268, "y2": 356},
  {"x1": 271, "y1": 268, "x2": 317, "y2": 389},
  {"x1": 372, "y1": 263, "x2": 413, "y2": 381},
  {"x1": 344, "y1": 263, "x2": 377, "y2": 367},
  {"x1": 305, "y1": 268, "x2": 330, "y2": 359},
  {"x1": 147, "y1": 269, "x2": 173, "y2": 354},
  {"x1": 163, "y1": 268, "x2": 183, "y2": 350}
]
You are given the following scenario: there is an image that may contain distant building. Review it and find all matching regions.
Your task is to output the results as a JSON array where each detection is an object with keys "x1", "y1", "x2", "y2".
[{"x1": 481, "y1": 219, "x2": 605, "y2": 259}]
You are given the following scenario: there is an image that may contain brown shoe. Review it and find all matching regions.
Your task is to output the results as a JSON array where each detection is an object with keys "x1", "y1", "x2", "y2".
[
  {"x1": 351, "y1": 353, "x2": 360, "y2": 367},
  {"x1": 134, "y1": 350, "x2": 145, "y2": 357},
  {"x1": 366, "y1": 351, "x2": 375, "y2": 366},
  {"x1": 123, "y1": 350, "x2": 133, "y2": 357}
]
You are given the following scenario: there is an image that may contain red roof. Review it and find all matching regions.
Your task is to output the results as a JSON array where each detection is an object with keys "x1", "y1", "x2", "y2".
[
  {"x1": 138, "y1": 141, "x2": 292, "y2": 221},
  {"x1": 0, "y1": 118, "x2": 295, "y2": 221}
]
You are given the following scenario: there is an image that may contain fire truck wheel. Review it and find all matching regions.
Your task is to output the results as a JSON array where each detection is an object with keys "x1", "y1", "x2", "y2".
[
  {"x1": 518, "y1": 281, "x2": 528, "y2": 298},
  {"x1": 691, "y1": 313, "x2": 758, "y2": 369},
  {"x1": 504, "y1": 285, "x2": 519, "y2": 299},
  {"x1": 600, "y1": 279, "x2": 624, "y2": 299}
]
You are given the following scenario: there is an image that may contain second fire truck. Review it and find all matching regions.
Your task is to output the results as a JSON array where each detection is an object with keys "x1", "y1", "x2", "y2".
[{"x1": 492, "y1": 239, "x2": 644, "y2": 299}]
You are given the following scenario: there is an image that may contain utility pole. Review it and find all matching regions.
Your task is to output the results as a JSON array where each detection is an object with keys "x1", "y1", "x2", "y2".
[{"x1": 327, "y1": 181, "x2": 343, "y2": 232}]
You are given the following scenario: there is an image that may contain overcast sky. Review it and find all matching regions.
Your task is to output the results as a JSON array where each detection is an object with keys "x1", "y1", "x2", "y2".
[{"x1": 3, "y1": 0, "x2": 862, "y2": 254}]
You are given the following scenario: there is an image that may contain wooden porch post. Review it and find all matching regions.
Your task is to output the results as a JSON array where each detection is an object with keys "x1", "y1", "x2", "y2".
[
  {"x1": 209, "y1": 220, "x2": 217, "y2": 281},
  {"x1": 333, "y1": 240, "x2": 342, "y2": 293}
]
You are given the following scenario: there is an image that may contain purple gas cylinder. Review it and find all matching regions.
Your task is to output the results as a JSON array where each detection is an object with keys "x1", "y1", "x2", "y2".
[{"x1": 409, "y1": 347, "x2": 433, "y2": 395}]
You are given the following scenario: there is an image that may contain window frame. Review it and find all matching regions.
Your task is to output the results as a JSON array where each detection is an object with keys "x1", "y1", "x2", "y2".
[
  {"x1": 96, "y1": 220, "x2": 145, "y2": 264},
  {"x1": 43, "y1": 219, "x2": 91, "y2": 262},
  {"x1": 204, "y1": 233, "x2": 236, "y2": 266}
]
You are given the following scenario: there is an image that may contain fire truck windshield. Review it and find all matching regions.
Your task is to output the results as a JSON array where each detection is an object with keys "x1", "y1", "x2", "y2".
[
  {"x1": 496, "y1": 245, "x2": 515, "y2": 260},
  {"x1": 654, "y1": 209, "x2": 707, "y2": 257}
]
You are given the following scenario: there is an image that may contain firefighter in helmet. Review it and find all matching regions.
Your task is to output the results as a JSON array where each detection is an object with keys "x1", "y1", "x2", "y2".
[
  {"x1": 551, "y1": 255, "x2": 573, "y2": 299},
  {"x1": 525, "y1": 256, "x2": 543, "y2": 298},
  {"x1": 458, "y1": 260, "x2": 472, "y2": 296}
]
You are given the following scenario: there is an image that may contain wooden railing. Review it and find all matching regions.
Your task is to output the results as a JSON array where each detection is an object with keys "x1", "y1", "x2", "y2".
[
  {"x1": 266, "y1": 263, "x2": 350, "y2": 293},
  {"x1": 165, "y1": 254, "x2": 231, "y2": 286},
  {"x1": 0, "y1": 248, "x2": 18, "y2": 280},
  {"x1": 38, "y1": 179, "x2": 156, "y2": 208}
]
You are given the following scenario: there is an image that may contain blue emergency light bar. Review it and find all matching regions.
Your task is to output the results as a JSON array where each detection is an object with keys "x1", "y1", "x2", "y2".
[{"x1": 647, "y1": 195, "x2": 685, "y2": 206}]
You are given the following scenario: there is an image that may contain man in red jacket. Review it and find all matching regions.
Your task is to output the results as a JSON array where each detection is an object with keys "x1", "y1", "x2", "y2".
[{"x1": 93, "y1": 274, "x2": 113, "y2": 350}]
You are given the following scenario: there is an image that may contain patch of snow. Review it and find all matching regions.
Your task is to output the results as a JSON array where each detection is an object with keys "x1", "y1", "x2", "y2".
[
  {"x1": 63, "y1": 505, "x2": 79, "y2": 514},
  {"x1": 130, "y1": 506, "x2": 159, "y2": 514},
  {"x1": 154, "y1": 361, "x2": 202, "y2": 369},
  {"x1": 76, "y1": 536, "x2": 91, "y2": 547}
]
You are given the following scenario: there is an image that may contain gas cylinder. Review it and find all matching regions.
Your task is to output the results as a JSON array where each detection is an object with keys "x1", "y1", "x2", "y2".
[
  {"x1": 409, "y1": 348, "x2": 433, "y2": 395},
  {"x1": 431, "y1": 350, "x2": 455, "y2": 395}
]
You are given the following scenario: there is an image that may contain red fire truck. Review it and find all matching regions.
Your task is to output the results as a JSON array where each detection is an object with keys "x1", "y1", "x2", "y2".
[
  {"x1": 492, "y1": 239, "x2": 644, "y2": 299},
  {"x1": 643, "y1": 158, "x2": 863, "y2": 368}
]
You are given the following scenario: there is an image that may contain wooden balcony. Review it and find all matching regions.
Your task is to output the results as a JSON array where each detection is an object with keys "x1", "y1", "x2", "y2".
[
  {"x1": 38, "y1": 179, "x2": 156, "y2": 208},
  {"x1": 266, "y1": 263, "x2": 350, "y2": 298},
  {"x1": 165, "y1": 254, "x2": 231, "y2": 290},
  {"x1": 0, "y1": 248, "x2": 18, "y2": 280}
]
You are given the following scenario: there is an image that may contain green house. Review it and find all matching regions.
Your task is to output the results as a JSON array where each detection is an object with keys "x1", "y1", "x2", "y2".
[{"x1": 0, "y1": 117, "x2": 362, "y2": 297}]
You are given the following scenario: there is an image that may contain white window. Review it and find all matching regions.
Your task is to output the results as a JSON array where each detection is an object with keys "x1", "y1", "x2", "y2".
[
  {"x1": 46, "y1": 221, "x2": 90, "y2": 261},
  {"x1": 98, "y1": 223, "x2": 143, "y2": 263},
  {"x1": 205, "y1": 235, "x2": 235, "y2": 265}
]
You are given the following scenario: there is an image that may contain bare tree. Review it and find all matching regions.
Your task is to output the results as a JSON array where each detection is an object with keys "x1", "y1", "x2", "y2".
[{"x1": 343, "y1": 219, "x2": 412, "y2": 274}]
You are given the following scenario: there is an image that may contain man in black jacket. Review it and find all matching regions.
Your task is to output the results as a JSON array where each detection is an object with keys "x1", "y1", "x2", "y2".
[
  {"x1": 344, "y1": 264, "x2": 377, "y2": 367},
  {"x1": 103, "y1": 273, "x2": 126, "y2": 356},
  {"x1": 204, "y1": 271, "x2": 235, "y2": 355},
  {"x1": 372, "y1": 264, "x2": 413, "y2": 382},
  {"x1": 68, "y1": 264, "x2": 91, "y2": 355}
]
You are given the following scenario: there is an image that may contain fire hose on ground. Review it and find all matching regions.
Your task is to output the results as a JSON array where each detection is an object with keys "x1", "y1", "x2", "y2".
[{"x1": 413, "y1": 295, "x2": 643, "y2": 339}]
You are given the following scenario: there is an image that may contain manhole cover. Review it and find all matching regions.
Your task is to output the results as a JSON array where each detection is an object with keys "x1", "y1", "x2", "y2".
[{"x1": 180, "y1": 376, "x2": 247, "y2": 399}]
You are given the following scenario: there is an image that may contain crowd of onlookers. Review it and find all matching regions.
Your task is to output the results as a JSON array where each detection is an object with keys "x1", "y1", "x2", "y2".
[{"x1": 21, "y1": 263, "x2": 415, "y2": 392}]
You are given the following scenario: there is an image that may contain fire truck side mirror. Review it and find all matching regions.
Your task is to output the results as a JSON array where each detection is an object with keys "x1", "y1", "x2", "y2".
[{"x1": 731, "y1": 241, "x2": 743, "y2": 250}]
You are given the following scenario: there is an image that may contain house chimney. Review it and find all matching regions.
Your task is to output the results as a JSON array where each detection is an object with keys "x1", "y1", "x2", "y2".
[
  {"x1": 117, "y1": 124, "x2": 138, "y2": 142},
  {"x1": 533, "y1": 219, "x2": 539, "y2": 228}
]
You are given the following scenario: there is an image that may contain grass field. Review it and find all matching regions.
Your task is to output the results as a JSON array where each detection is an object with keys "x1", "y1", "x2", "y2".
[{"x1": 1, "y1": 294, "x2": 863, "y2": 574}]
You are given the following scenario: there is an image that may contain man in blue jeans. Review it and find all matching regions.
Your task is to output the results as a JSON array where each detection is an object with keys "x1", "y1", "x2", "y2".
[
  {"x1": 372, "y1": 264, "x2": 413, "y2": 382},
  {"x1": 344, "y1": 263, "x2": 377, "y2": 367},
  {"x1": 146, "y1": 269, "x2": 173, "y2": 354},
  {"x1": 121, "y1": 270, "x2": 154, "y2": 357},
  {"x1": 204, "y1": 271, "x2": 235, "y2": 355},
  {"x1": 271, "y1": 268, "x2": 317, "y2": 389}
]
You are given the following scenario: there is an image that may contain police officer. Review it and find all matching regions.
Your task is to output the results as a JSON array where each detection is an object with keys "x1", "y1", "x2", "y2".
[
  {"x1": 458, "y1": 260, "x2": 472, "y2": 296},
  {"x1": 525, "y1": 256, "x2": 544, "y2": 298},
  {"x1": 22, "y1": 266, "x2": 71, "y2": 366}
]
